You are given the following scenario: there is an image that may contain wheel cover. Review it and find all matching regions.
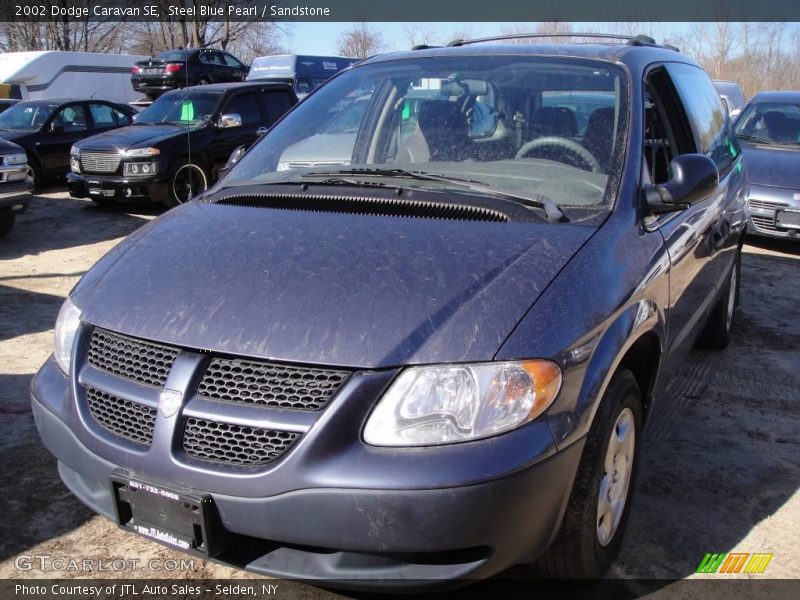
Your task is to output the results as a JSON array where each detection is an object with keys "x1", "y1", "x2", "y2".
[
  {"x1": 172, "y1": 164, "x2": 207, "y2": 204},
  {"x1": 726, "y1": 265, "x2": 737, "y2": 331},
  {"x1": 597, "y1": 407, "x2": 636, "y2": 547}
]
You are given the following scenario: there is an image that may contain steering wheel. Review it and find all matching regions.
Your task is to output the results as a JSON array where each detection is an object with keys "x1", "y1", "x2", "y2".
[{"x1": 515, "y1": 136, "x2": 602, "y2": 173}]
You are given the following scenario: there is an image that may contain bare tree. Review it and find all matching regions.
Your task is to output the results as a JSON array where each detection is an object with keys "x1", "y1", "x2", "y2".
[
  {"x1": 336, "y1": 22, "x2": 388, "y2": 59},
  {"x1": 403, "y1": 24, "x2": 441, "y2": 49}
]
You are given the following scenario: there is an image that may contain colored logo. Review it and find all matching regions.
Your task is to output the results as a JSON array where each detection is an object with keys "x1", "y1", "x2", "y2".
[{"x1": 696, "y1": 552, "x2": 773, "y2": 574}]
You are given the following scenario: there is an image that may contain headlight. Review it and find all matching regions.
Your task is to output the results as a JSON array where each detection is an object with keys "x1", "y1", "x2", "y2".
[
  {"x1": 4, "y1": 153, "x2": 27, "y2": 166},
  {"x1": 363, "y1": 360, "x2": 562, "y2": 447},
  {"x1": 70, "y1": 157, "x2": 81, "y2": 173},
  {"x1": 122, "y1": 147, "x2": 160, "y2": 157},
  {"x1": 69, "y1": 145, "x2": 80, "y2": 158},
  {"x1": 123, "y1": 161, "x2": 158, "y2": 176},
  {"x1": 54, "y1": 298, "x2": 82, "y2": 374}
]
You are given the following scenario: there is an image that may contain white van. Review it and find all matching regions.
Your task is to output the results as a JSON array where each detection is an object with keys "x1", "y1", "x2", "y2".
[{"x1": 0, "y1": 51, "x2": 148, "y2": 105}]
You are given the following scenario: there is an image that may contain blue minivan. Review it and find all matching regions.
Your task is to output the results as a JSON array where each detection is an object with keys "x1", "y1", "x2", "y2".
[{"x1": 246, "y1": 54, "x2": 359, "y2": 96}]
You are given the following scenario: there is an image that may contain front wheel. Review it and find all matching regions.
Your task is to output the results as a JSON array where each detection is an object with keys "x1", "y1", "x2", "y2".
[
  {"x1": 164, "y1": 160, "x2": 209, "y2": 208},
  {"x1": 535, "y1": 368, "x2": 642, "y2": 578},
  {"x1": 0, "y1": 209, "x2": 15, "y2": 237}
]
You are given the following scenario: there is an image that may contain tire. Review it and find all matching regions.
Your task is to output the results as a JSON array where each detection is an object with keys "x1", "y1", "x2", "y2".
[
  {"x1": 27, "y1": 159, "x2": 41, "y2": 192},
  {"x1": 164, "y1": 159, "x2": 209, "y2": 208},
  {"x1": 195, "y1": 77, "x2": 210, "y2": 86},
  {"x1": 0, "y1": 209, "x2": 15, "y2": 237},
  {"x1": 697, "y1": 251, "x2": 740, "y2": 350},
  {"x1": 535, "y1": 368, "x2": 643, "y2": 578}
]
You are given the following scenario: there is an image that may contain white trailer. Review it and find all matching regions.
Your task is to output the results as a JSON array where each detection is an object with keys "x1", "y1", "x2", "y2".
[{"x1": 0, "y1": 51, "x2": 148, "y2": 104}]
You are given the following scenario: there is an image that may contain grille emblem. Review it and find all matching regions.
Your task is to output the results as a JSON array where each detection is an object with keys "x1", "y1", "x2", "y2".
[{"x1": 159, "y1": 389, "x2": 183, "y2": 419}]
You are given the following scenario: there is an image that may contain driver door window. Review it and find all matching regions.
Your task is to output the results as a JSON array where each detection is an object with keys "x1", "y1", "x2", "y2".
[{"x1": 52, "y1": 105, "x2": 87, "y2": 133}]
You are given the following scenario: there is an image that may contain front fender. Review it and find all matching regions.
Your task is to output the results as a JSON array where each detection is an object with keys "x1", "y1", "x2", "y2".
[{"x1": 546, "y1": 301, "x2": 666, "y2": 450}]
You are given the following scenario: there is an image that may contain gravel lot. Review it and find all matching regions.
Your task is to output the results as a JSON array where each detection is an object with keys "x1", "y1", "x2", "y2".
[{"x1": 1, "y1": 189, "x2": 798, "y2": 595}]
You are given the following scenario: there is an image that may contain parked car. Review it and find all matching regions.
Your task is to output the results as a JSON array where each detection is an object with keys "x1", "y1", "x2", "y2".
[
  {"x1": 0, "y1": 99, "x2": 136, "y2": 189},
  {"x1": 32, "y1": 35, "x2": 746, "y2": 587},
  {"x1": 713, "y1": 80, "x2": 746, "y2": 119},
  {"x1": 734, "y1": 91, "x2": 800, "y2": 239},
  {"x1": 68, "y1": 82, "x2": 297, "y2": 207},
  {"x1": 246, "y1": 54, "x2": 359, "y2": 97},
  {"x1": 0, "y1": 138, "x2": 31, "y2": 236},
  {"x1": 132, "y1": 49, "x2": 249, "y2": 99}
]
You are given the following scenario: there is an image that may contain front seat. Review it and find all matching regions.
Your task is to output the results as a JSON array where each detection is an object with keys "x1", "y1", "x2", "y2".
[
  {"x1": 529, "y1": 106, "x2": 578, "y2": 138},
  {"x1": 415, "y1": 100, "x2": 471, "y2": 162},
  {"x1": 763, "y1": 111, "x2": 795, "y2": 142},
  {"x1": 583, "y1": 107, "x2": 615, "y2": 171}
]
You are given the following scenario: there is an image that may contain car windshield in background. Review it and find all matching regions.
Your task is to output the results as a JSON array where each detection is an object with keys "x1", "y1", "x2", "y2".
[
  {"x1": 0, "y1": 102, "x2": 54, "y2": 130},
  {"x1": 135, "y1": 92, "x2": 219, "y2": 127},
  {"x1": 226, "y1": 55, "x2": 628, "y2": 210},
  {"x1": 735, "y1": 102, "x2": 800, "y2": 146}
]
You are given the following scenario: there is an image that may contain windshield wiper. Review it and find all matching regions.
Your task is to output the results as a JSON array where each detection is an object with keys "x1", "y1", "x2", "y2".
[{"x1": 300, "y1": 168, "x2": 567, "y2": 222}]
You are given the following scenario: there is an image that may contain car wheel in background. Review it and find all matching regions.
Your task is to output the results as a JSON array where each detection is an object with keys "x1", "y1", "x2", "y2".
[
  {"x1": 165, "y1": 159, "x2": 209, "y2": 208},
  {"x1": 534, "y1": 368, "x2": 642, "y2": 578},
  {"x1": 195, "y1": 77, "x2": 211, "y2": 86},
  {"x1": 27, "y1": 159, "x2": 41, "y2": 192},
  {"x1": 697, "y1": 250, "x2": 741, "y2": 350},
  {"x1": 0, "y1": 209, "x2": 15, "y2": 237}
]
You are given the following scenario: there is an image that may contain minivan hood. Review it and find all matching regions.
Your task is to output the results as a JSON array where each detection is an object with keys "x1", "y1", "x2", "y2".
[
  {"x1": 75, "y1": 124, "x2": 187, "y2": 150},
  {"x1": 73, "y1": 202, "x2": 595, "y2": 369},
  {"x1": 742, "y1": 144, "x2": 800, "y2": 189}
]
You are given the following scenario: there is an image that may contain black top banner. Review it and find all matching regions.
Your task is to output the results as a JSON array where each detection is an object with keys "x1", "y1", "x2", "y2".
[{"x1": 2, "y1": 0, "x2": 800, "y2": 23}]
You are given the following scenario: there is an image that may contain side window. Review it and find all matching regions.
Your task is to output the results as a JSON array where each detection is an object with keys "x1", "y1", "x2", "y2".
[
  {"x1": 199, "y1": 51, "x2": 218, "y2": 65},
  {"x1": 52, "y1": 104, "x2": 87, "y2": 132},
  {"x1": 263, "y1": 91, "x2": 295, "y2": 124},
  {"x1": 222, "y1": 53, "x2": 243, "y2": 69},
  {"x1": 89, "y1": 103, "x2": 117, "y2": 129},
  {"x1": 296, "y1": 79, "x2": 312, "y2": 94},
  {"x1": 222, "y1": 93, "x2": 261, "y2": 125},
  {"x1": 667, "y1": 62, "x2": 738, "y2": 173},
  {"x1": 643, "y1": 68, "x2": 696, "y2": 184},
  {"x1": 114, "y1": 108, "x2": 132, "y2": 126}
]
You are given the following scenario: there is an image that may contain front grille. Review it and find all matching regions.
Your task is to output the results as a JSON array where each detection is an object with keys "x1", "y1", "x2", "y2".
[
  {"x1": 751, "y1": 215, "x2": 781, "y2": 232},
  {"x1": 88, "y1": 328, "x2": 178, "y2": 388},
  {"x1": 182, "y1": 418, "x2": 300, "y2": 466},
  {"x1": 197, "y1": 357, "x2": 350, "y2": 411},
  {"x1": 86, "y1": 386, "x2": 156, "y2": 446},
  {"x1": 748, "y1": 198, "x2": 787, "y2": 212},
  {"x1": 80, "y1": 150, "x2": 121, "y2": 174}
]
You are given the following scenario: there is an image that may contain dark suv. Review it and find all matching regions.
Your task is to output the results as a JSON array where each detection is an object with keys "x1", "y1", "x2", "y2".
[
  {"x1": 67, "y1": 83, "x2": 296, "y2": 207},
  {"x1": 132, "y1": 49, "x2": 249, "y2": 98},
  {"x1": 32, "y1": 35, "x2": 746, "y2": 587}
]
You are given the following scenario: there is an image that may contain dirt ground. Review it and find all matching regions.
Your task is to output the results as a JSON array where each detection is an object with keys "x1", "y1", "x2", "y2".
[{"x1": 1, "y1": 189, "x2": 798, "y2": 595}]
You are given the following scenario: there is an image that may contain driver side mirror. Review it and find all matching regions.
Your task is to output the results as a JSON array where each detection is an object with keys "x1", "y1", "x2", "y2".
[
  {"x1": 217, "y1": 113, "x2": 242, "y2": 129},
  {"x1": 643, "y1": 154, "x2": 718, "y2": 214}
]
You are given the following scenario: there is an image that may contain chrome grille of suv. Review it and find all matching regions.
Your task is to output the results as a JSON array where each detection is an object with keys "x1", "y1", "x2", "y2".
[
  {"x1": 88, "y1": 328, "x2": 178, "y2": 387},
  {"x1": 748, "y1": 198, "x2": 787, "y2": 212},
  {"x1": 80, "y1": 150, "x2": 121, "y2": 174},
  {"x1": 182, "y1": 418, "x2": 300, "y2": 466},
  {"x1": 751, "y1": 214, "x2": 781, "y2": 232},
  {"x1": 197, "y1": 357, "x2": 350, "y2": 411},
  {"x1": 86, "y1": 386, "x2": 156, "y2": 446}
]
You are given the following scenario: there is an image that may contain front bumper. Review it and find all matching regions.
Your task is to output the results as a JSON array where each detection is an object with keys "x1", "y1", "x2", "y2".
[
  {"x1": 0, "y1": 173, "x2": 32, "y2": 212},
  {"x1": 746, "y1": 184, "x2": 800, "y2": 239},
  {"x1": 31, "y1": 353, "x2": 583, "y2": 588},
  {"x1": 67, "y1": 172, "x2": 169, "y2": 205}
]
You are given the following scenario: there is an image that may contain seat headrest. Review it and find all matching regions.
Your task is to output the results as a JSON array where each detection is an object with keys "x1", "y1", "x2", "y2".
[{"x1": 530, "y1": 106, "x2": 578, "y2": 138}]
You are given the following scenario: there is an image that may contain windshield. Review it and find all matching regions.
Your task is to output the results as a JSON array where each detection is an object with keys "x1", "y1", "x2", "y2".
[
  {"x1": 0, "y1": 102, "x2": 54, "y2": 130},
  {"x1": 135, "y1": 91, "x2": 219, "y2": 127},
  {"x1": 225, "y1": 55, "x2": 628, "y2": 209},
  {"x1": 735, "y1": 102, "x2": 800, "y2": 146}
]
